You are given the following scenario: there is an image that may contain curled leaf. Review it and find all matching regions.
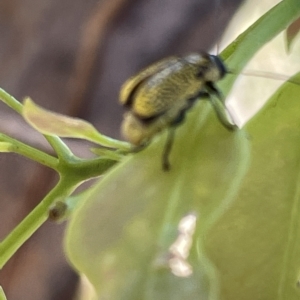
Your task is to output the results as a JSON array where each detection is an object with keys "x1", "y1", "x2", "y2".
[{"x1": 22, "y1": 98, "x2": 130, "y2": 150}]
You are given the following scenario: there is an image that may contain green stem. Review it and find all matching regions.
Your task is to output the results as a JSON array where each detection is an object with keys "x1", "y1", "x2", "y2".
[
  {"x1": 0, "y1": 177, "x2": 78, "y2": 269},
  {"x1": 61, "y1": 157, "x2": 117, "y2": 179},
  {"x1": 0, "y1": 88, "x2": 22, "y2": 114},
  {"x1": 0, "y1": 133, "x2": 58, "y2": 170},
  {"x1": 0, "y1": 153, "x2": 117, "y2": 269},
  {"x1": 44, "y1": 135, "x2": 75, "y2": 161},
  {"x1": 88, "y1": 130, "x2": 131, "y2": 151},
  {"x1": 90, "y1": 147, "x2": 124, "y2": 161}
]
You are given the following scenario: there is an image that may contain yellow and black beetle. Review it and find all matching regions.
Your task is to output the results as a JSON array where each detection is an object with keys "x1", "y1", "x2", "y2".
[{"x1": 119, "y1": 52, "x2": 237, "y2": 171}]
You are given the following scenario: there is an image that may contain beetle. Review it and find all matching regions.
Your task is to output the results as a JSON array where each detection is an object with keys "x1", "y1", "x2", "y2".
[{"x1": 119, "y1": 52, "x2": 237, "y2": 171}]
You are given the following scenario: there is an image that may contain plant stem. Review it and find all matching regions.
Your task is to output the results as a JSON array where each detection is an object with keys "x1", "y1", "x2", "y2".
[
  {"x1": 88, "y1": 130, "x2": 131, "y2": 151},
  {"x1": 44, "y1": 135, "x2": 75, "y2": 161},
  {"x1": 0, "y1": 177, "x2": 78, "y2": 269},
  {"x1": 0, "y1": 133, "x2": 58, "y2": 170},
  {"x1": 0, "y1": 88, "x2": 23, "y2": 114},
  {"x1": 61, "y1": 157, "x2": 117, "y2": 179}
]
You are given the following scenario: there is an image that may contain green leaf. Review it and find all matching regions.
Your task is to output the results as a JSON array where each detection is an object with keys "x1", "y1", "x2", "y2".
[
  {"x1": 65, "y1": 103, "x2": 250, "y2": 299},
  {"x1": 220, "y1": 0, "x2": 300, "y2": 96},
  {"x1": 64, "y1": 0, "x2": 300, "y2": 299},
  {"x1": 22, "y1": 98, "x2": 130, "y2": 150},
  {"x1": 206, "y1": 72, "x2": 300, "y2": 300}
]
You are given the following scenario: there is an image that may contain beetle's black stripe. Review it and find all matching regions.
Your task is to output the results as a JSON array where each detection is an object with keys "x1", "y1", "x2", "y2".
[{"x1": 133, "y1": 111, "x2": 167, "y2": 124}]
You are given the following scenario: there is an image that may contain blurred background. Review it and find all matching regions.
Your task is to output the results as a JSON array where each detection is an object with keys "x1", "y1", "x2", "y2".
[{"x1": 2, "y1": 0, "x2": 295, "y2": 299}]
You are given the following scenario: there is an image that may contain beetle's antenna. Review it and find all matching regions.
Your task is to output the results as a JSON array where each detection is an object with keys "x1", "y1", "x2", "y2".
[
  {"x1": 228, "y1": 69, "x2": 300, "y2": 86},
  {"x1": 162, "y1": 128, "x2": 176, "y2": 171},
  {"x1": 214, "y1": 0, "x2": 222, "y2": 55}
]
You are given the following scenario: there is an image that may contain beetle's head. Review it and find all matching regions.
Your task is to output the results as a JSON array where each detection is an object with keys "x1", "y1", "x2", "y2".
[
  {"x1": 209, "y1": 54, "x2": 227, "y2": 79},
  {"x1": 186, "y1": 52, "x2": 227, "y2": 83}
]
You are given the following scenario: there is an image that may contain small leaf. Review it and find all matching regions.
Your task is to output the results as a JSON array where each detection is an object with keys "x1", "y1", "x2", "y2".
[
  {"x1": 0, "y1": 286, "x2": 7, "y2": 300},
  {"x1": 22, "y1": 98, "x2": 130, "y2": 150},
  {"x1": 286, "y1": 17, "x2": 300, "y2": 52}
]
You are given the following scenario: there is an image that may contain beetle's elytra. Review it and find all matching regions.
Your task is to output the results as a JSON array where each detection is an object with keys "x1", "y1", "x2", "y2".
[{"x1": 119, "y1": 52, "x2": 237, "y2": 171}]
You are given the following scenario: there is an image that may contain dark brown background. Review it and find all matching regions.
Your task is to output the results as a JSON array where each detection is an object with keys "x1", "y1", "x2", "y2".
[{"x1": 0, "y1": 0, "x2": 244, "y2": 299}]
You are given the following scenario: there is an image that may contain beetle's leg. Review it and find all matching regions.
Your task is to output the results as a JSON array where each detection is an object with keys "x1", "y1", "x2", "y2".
[
  {"x1": 205, "y1": 82, "x2": 238, "y2": 131},
  {"x1": 162, "y1": 127, "x2": 176, "y2": 171},
  {"x1": 206, "y1": 82, "x2": 222, "y2": 99},
  {"x1": 162, "y1": 106, "x2": 191, "y2": 171},
  {"x1": 129, "y1": 129, "x2": 175, "y2": 171},
  {"x1": 131, "y1": 141, "x2": 150, "y2": 153},
  {"x1": 187, "y1": 88, "x2": 237, "y2": 130},
  {"x1": 209, "y1": 96, "x2": 237, "y2": 130}
]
